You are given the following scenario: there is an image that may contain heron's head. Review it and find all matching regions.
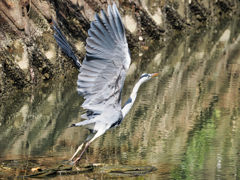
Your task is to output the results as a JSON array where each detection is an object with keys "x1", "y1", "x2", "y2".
[{"x1": 139, "y1": 73, "x2": 159, "y2": 83}]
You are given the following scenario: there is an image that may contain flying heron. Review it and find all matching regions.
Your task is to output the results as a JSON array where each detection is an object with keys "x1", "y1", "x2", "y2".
[{"x1": 53, "y1": 3, "x2": 159, "y2": 164}]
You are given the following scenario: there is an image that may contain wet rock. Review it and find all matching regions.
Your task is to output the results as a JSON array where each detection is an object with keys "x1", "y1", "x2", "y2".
[
  {"x1": 96, "y1": 164, "x2": 157, "y2": 176},
  {"x1": 165, "y1": 5, "x2": 186, "y2": 30},
  {"x1": 0, "y1": 0, "x2": 239, "y2": 98},
  {"x1": 29, "y1": 46, "x2": 54, "y2": 81},
  {"x1": 189, "y1": 0, "x2": 210, "y2": 22},
  {"x1": 215, "y1": 0, "x2": 234, "y2": 13},
  {"x1": 138, "y1": 7, "x2": 165, "y2": 40},
  {"x1": 1, "y1": 52, "x2": 27, "y2": 89}
]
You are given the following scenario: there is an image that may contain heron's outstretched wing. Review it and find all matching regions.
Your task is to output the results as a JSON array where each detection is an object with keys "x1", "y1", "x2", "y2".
[{"x1": 77, "y1": 3, "x2": 131, "y2": 116}]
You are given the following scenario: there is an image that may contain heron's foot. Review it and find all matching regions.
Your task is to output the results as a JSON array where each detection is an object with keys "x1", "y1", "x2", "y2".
[
  {"x1": 74, "y1": 160, "x2": 80, "y2": 166},
  {"x1": 73, "y1": 154, "x2": 83, "y2": 165},
  {"x1": 68, "y1": 157, "x2": 81, "y2": 166}
]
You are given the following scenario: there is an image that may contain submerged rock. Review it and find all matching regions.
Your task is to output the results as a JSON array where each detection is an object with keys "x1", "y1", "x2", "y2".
[{"x1": 0, "y1": 160, "x2": 156, "y2": 178}]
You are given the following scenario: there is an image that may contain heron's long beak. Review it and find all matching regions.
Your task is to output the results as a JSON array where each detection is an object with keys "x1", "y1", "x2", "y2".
[{"x1": 150, "y1": 73, "x2": 159, "y2": 77}]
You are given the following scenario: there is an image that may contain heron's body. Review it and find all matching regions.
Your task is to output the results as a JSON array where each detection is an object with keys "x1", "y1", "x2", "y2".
[
  {"x1": 74, "y1": 106, "x2": 122, "y2": 132},
  {"x1": 53, "y1": 3, "x2": 158, "y2": 164}
]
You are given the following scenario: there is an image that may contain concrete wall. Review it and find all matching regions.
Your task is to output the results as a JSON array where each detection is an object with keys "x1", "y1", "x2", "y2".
[{"x1": 0, "y1": 0, "x2": 238, "y2": 97}]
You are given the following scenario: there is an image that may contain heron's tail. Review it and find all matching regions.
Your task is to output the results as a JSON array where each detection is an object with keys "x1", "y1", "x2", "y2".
[{"x1": 53, "y1": 20, "x2": 81, "y2": 69}]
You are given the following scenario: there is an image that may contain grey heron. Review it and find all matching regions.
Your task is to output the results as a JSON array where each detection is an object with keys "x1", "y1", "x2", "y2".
[{"x1": 53, "y1": 3, "x2": 159, "y2": 164}]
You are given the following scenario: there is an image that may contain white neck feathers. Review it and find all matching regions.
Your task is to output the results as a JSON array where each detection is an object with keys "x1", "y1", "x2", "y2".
[{"x1": 121, "y1": 79, "x2": 145, "y2": 118}]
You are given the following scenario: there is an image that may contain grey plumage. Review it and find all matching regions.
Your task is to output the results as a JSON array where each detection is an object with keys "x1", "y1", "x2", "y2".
[
  {"x1": 77, "y1": 3, "x2": 130, "y2": 117},
  {"x1": 53, "y1": 3, "x2": 158, "y2": 164},
  {"x1": 53, "y1": 21, "x2": 81, "y2": 69}
]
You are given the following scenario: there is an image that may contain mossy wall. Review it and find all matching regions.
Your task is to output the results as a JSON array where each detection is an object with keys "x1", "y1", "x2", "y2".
[{"x1": 0, "y1": 0, "x2": 238, "y2": 97}]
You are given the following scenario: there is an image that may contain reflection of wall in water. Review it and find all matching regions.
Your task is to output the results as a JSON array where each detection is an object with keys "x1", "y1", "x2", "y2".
[{"x1": 1, "y1": 17, "x2": 240, "y2": 179}]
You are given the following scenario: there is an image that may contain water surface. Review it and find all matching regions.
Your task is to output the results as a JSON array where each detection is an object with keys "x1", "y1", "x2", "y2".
[{"x1": 1, "y1": 16, "x2": 240, "y2": 179}]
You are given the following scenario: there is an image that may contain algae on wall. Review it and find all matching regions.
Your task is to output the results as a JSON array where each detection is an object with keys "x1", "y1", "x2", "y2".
[{"x1": 0, "y1": 0, "x2": 237, "y2": 98}]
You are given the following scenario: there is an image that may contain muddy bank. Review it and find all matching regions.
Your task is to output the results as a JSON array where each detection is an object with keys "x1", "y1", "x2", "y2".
[{"x1": 0, "y1": 0, "x2": 238, "y2": 97}]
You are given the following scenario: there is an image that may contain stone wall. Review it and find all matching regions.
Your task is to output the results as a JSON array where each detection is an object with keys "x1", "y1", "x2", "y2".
[{"x1": 0, "y1": 0, "x2": 238, "y2": 98}]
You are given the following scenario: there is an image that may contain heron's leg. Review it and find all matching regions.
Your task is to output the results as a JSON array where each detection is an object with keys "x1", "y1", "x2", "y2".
[
  {"x1": 74, "y1": 129, "x2": 106, "y2": 165},
  {"x1": 69, "y1": 133, "x2": 95, "y2": 161},
  {"x1": 74, "y1": 140, "x2": 92, "y2": 164},
  {"x1": 69, "y1": 143, "x2": 84, "y2": 161}
]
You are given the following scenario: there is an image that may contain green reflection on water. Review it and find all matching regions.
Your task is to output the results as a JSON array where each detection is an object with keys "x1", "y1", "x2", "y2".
[{"x1": 171, "y1": 105, "x2": 220, "y2": 179}]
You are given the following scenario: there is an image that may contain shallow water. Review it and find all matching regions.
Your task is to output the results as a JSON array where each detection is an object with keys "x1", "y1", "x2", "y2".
[{"x1": 2, "y1": 16, "x2": 240, "y2": 179}]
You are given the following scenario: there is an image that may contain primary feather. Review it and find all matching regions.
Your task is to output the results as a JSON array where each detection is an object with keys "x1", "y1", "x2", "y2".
[{"x1": 53, "y1": 21, "x2": 81, "y2": 69}]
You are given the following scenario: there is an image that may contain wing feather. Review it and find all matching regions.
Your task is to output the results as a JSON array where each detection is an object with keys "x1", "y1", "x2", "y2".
[
  {"x1": 77, "y1": 81, "x2": 93, "y2": 88},
  {"x1": 77, "y1": 3, "x2": 131, "y2": 118},
  {"x1": 100, "y1": 9, "x2": 118, "y2": 43},
  {"x1": 86, "y1": 38, "x2": 108, "y2": 54},
  {"x1": 53, "y1": 21, "x2": 81, "y2": 69},
  {"x1": 81, "y1": 64, "x2": 102, "y2": 73},
  {"x1": 108, "y1": 5, "x2": 120, "y2": 41},
  {"x1": 83, "y1": 60, "x2": 107, "y2": 69},
  {"x1": 78, "y1": 75, "x2": 96, "y2": 82},
  {"x1": 112, "y1": 3, "x2": 126, "y2": 42},
  {"x1": 94, "y1": 13, "x2": 116, "y2": 46},
  {"x1": 88, "y1": 29, "x2": 113, "y2": 50}
]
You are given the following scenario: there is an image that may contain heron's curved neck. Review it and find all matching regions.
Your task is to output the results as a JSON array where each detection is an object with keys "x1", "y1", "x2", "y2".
[{"x1": 121, "y1": 80, "x2": 144, "y2": 118}]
